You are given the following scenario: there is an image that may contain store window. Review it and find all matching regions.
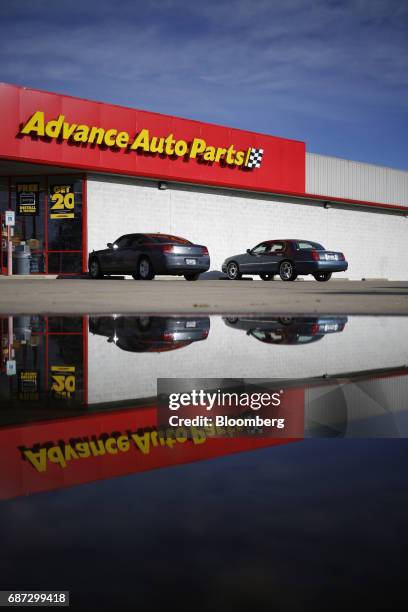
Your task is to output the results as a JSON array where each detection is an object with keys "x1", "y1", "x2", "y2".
[
  {"x1": 0, "y1": 315, "x2": 86, "y2": 412},
  {"x1": 10, "y1": 177, "x2": 46, "y2": 273},
  {"x1": 0, "y1": 178, "x2": 9, "y2": 274},
  {"x1": 1, "y1": 175, "x2": 85, "y2": 275},
  {"x1": 48, "y1": 177, "x2": 83, "y2": 273}
]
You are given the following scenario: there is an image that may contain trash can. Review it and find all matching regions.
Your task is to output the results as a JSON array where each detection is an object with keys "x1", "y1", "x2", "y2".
[
  {"x1": 14, "y1": 315, "x2": 32, "y2": 343},
  {"x1": 13, "y1": 244, "x2": 31, "y2": 275}
]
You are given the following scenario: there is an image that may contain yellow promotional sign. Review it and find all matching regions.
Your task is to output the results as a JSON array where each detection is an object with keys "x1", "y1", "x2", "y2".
[
  {"x1": 16, "y1": 182, "x2": 39, "y2": 216},
  {"x1": 49, "y1": 184, "x2": 75, "y2": 219},
  {"x1": 50, "y1": 365, "x2": 76, "y2": 399},
  {"x1": 18, "y1": 369, "x2": 39, "y2": 401}
]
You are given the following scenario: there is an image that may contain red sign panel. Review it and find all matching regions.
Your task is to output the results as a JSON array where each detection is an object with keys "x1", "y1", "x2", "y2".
[
  {"x1": 0, "y1": 83, "x2": 305, "y2": 195},
  {"x1": 0, "y1": 395, "x2": 304, "y2": 499}
]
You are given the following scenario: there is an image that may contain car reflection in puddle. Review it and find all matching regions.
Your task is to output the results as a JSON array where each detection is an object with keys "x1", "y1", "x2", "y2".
[
  {"x1": 1, "y1": 313, "x2": 408, "y2": 502},
  {"x1": 223, "y1": 315, "x2": 348, "y2": 344},
  {"x1": 1, "y1": 314, "x2": 407, "y2": 611},
  {"x1": 89, "y1": 315, "x2": 210, "y2": 352}
]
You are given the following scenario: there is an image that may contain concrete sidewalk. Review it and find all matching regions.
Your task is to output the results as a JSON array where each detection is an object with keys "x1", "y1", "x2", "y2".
[{"x1": 0, "y1": 278, "x2": 408, "y2": 315}]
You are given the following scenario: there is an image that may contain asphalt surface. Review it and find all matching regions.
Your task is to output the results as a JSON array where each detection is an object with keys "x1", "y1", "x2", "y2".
[{"x1": 1, "y1": 278, "x2": 408, "y2": 315}]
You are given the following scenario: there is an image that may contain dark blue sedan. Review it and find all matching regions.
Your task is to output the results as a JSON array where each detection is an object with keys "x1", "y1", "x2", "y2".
[
  {"x1": 88, "y1": 233, "x2": 210, "y2": 280},
  {"x1": 89, "y1": 315, "x2": 210, "y2": 352},
  {"x1": 222, "y1": 239, "x2": 348, "y2": 281}
]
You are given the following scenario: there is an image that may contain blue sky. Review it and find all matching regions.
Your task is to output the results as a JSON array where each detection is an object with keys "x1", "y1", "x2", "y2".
[{"x1": 0, "y1": 0, "x2": 407, "y2": 169}]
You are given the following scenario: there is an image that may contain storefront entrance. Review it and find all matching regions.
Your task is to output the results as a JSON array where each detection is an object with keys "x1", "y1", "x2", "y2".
[{"x1": 0, "y1": 174, "x2": 86, "y2": 275}]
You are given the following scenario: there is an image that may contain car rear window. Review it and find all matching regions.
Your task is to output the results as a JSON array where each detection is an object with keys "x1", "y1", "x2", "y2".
[
  {"x1": 148, "y1": 234, "x2": 192, "y2": 245},
  {"x1": 296, "y1": 241, "x2": 324, "y2": 250}
]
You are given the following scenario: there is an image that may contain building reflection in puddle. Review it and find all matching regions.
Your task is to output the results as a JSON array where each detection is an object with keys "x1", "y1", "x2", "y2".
[{"x1": 0, "y1": 314, "x2": 408, "y2": 499}]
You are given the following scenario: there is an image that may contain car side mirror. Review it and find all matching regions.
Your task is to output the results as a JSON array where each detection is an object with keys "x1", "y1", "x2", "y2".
[
  {"x1": 107, "y1": 242, "x2": 113, "y2": 249},
  {"x1": 246, "y1": 249, "x2": 251, "y2": 254}
]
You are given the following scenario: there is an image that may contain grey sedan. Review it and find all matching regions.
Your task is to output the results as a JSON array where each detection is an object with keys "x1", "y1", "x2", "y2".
[
  {"x1": 222, "y1": 239, "x2": 348, "y2": 281},
  {"x1": 89, "y1": 233, "x2": 210, "y2": 280},
  {"x1": 89, "y1": 315, "x2": 210, "y2": 352}
]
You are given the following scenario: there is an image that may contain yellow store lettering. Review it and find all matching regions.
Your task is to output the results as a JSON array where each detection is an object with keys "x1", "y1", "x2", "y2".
[{"x1": 20, "y1": 110, "x2": 264, "y2": 170}]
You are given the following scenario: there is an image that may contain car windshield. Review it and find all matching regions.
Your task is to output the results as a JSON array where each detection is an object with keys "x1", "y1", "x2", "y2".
[
  {"x1": 296, "y1": 241, "x2": 324, "y2": 250},
  {"x1": 148, "y1": 234, "x2": 192, "y2": 245}
]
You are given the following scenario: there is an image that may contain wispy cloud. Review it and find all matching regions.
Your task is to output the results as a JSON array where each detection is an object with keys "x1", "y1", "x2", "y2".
[{"x1": 0, "y1": 0, "x2": 407, "y2": 167}]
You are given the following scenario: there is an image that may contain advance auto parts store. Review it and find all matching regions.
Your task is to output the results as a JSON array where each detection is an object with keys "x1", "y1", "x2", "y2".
[{"x1": 0, "y1": 83, "x2": 407, "y2": 279}]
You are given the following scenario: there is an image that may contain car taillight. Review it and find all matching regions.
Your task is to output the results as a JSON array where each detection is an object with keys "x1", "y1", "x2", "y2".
[
  {"x1": 338, "y1": 253, "x2": 345, "y2": 261},
  {"x1": 161, "y1": 245, "x2": 175, "y2": 254},
  {"x1": 311, "y1": 250, "x2": 320, "y2": 261},
  {"x1": 311, "y1": 323, "x2": 320, "y2": 335},
  {"x1": 202, "y1": 329, "x2": 209, "y2": 338},
  {"x1": 161, "y1": 331, "x2": 174, "y2": 341},
  {"x1": 201, "y1": 246, "x2": 209, "y2": 255}
]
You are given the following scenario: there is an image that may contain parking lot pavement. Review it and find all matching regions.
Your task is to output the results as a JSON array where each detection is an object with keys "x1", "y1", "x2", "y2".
[{"x1": 0, "y1": 278, "x2": 408, "y2": 315}]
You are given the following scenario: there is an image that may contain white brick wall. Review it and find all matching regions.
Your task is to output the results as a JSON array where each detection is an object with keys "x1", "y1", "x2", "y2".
[
  {"x1": 87, "y1": 175, "x2": 408, "y2": 280},
  {"x1": 88, "y1": 315, "x2": 408, "y2": 404}
]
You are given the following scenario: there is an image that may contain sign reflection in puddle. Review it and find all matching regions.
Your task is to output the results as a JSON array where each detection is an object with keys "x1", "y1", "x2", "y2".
[{"x1": 0, "y1": 314, "x2": 408, "y2": 498}]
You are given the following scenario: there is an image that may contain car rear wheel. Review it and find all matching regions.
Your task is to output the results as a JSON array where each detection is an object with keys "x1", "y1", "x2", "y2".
[
  {"x1": 136, "y1": 257, "x2": 155, "y2": 280},
  {"x1": 184, "y1": 273, "x2": 200, "y2": 281},
  {"x1": 89, "y1": 258, "x2": 103, "y2": 279},
  {"x1": 279, "y1": 260, "x2": 297, "y2": 281},
  {"x1": 137, "y1": 316, "x2": 151, "y2": 331},
  {"x1": 279, "y1": 317, "x2": 293, "y2": 325},
  {"x1": 314, "y1": 272, "x2": 332, "y2": 282},
  {"x1": 260, "y1": 273, "x2": 274, "y2": 281},
  {"x1": 227, "y1": 261, "x2": 241, "y2": 280}
]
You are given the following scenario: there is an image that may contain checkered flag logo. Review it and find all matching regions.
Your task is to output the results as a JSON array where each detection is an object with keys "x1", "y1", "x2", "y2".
[{"x1": 246, "y1": 147, "x2": 264, "y2": 169}]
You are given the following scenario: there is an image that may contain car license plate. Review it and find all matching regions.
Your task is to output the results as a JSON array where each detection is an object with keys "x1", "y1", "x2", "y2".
[
  {"x1": 185, "y1": 321, "x2": 197, "y2": 328},
  {"x1": 326, "y1": 254, "x2": 337, "y2": 260},
  {"x1": 185, "y1": 258, "x2": 197, "y2": 265},
  {"x1": 321, "y1": 323, "x2": 339, "y2": 332}
]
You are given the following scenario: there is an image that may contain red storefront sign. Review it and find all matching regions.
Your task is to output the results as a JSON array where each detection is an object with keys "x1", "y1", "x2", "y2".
[
  {"x1": 0, "y1": 83, "x2": 305, "y2": 195},
  {"x1": 0, "y1": 393, "x2": 304, "y2": 499}
]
